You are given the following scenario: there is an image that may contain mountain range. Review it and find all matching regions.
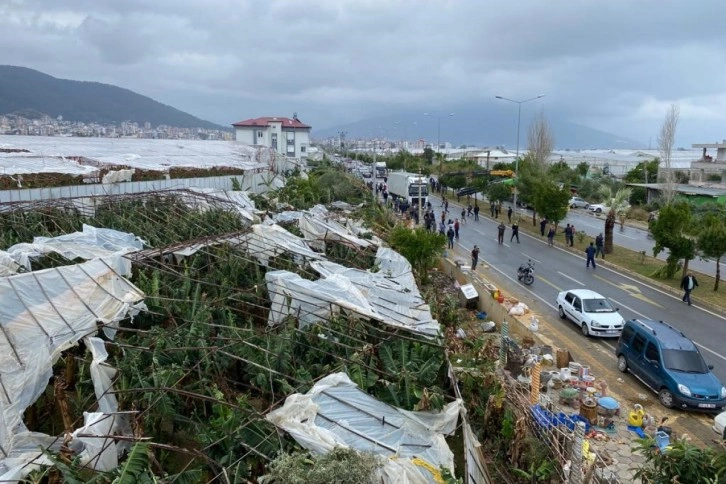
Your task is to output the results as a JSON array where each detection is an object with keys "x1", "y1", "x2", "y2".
[
  {"x1": 0, "y1": 66, "x2": 224, "y2": 130},
  {"x1": 314, "y1": 106, "x2": 644, "y2": 150}
]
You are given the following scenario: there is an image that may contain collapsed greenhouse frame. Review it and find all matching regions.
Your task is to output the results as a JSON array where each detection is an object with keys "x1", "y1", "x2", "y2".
[{"x1": 0, "y1": 188, "x2": 490, "y2": 483}]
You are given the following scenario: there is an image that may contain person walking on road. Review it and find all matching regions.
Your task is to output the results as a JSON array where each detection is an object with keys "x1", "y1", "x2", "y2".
[
  {"x1": 454, "y1": 218, "x2": 460, "y2": 240},
  {"x1": 595, "y1": 233, "x2": 605, "y2": 259},
  {"x1": 473, "y1": 204, "x2": 480, "y2": 221},
  {"x1": 489, "y1": 203, "x2": 495, "y2": 218},
  {"x1": 585, "y1": 242, "x2": 597, "y2": 269},
  {"x1": 681, "y1": 272, "x2": 699, "y2": 306},
  {"x1": 471, "y1": 245, "x2": 480, "y2": 270},
  {"x1": 564, "y1": 224, "x2": 573, "y2": 247},
  {"x1": 497, "y1": 222, "x2": 506, "y2": 245},
  {"x1": 507, "y1": 206, "x2": 513, "y2": 222},
  {"x1": 547, "y1": 225, "x2": 555, "y2": 247},
  {"x1": 540, "y1": 218, "x2": 547, "y2": 236},
  {"x1": 446, "y1": 226, "x2": 455, "y2": 249},
  {"x1": 510, "y1": 221, "x2": 520, "y2": 243}
]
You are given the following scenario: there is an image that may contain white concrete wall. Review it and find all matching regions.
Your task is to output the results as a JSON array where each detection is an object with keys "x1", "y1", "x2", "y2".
[
  {"x1": 0, "y1": 172, "x2": 285, "y2": 205},
  {"x1": 234, "y1": 128, "x2": 256, "y2": 145}
]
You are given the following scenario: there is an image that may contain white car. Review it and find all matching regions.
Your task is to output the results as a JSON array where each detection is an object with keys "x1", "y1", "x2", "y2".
[
  {"x1": 569, "y1": 196, "x2": 590, "y2": 209},
  {"x1": 589, "y1": 203, "x2": 608, "y2": 213},
  {"x1": 556, "y1": 289, "x2": 625, "y2": 337}
]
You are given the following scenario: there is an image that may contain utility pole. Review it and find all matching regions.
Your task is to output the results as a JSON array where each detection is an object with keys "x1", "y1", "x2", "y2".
[
  {"x1": 418, "y1": 167, "x2": 423, "y2": 225},
  {"x1": 424, "y1": 112, "x2": 455, "y2": 177},
  {"x1": 495, "y1": 94, "x2": 545, "y2": 208}
]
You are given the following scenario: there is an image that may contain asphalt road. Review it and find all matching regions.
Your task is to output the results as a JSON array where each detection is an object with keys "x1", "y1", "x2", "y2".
[
  {"x1": 462, "y1": 198, "x2": 718, "y2": 277},
  {"x1": 428, "y1": 194, "x2": 726, "y2": 443}
]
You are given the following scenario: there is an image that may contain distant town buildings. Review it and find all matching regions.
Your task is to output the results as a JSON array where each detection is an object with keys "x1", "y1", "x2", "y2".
[
  {"x1": 0, "y1": 113, "x2": 233, "y2": 141},
  {"x1": 232, "y1": 115, "x2": 311, "y2": 159}
]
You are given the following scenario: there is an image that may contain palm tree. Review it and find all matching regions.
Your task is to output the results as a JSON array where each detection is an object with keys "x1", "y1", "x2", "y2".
[{"x1": 601, "y1": 187, "x2": 632, "y2": 254}]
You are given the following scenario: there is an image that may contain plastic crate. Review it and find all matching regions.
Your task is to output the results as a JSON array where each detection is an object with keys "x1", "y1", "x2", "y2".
[{"x1": 655, "y1": 430, "x2": 670, "y2": 450}]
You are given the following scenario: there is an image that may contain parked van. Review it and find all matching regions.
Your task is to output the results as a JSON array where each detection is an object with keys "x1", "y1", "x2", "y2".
[{"x1": 615, "y1": 318, "x2": 726, "y2": 411}]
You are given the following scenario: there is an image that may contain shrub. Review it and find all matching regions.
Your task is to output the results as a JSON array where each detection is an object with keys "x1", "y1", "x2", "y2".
[{"x1": 259, "y1": 448, "x2": 382, "y2": 484}]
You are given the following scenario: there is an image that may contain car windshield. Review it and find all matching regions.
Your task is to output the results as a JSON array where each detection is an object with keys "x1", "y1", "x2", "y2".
[
  {"x1": 662, "y1": 349, "x2": 708, "y2": 373},
  {"x1": 583, "y1": 298, "x2": 615, "y2": 312}
]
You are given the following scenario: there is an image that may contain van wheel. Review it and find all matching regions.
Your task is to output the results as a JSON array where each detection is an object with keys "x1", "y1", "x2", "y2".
[
  {"x1": 659, "y1": 389, "x2": 675, "y2": 408},
  {"x1": 617, "y1": 355, "x2": 628, "y2": 373},
  {"x1": 558, "y1": 306, "x2": 566, "y2": 319},
  {"x1": 581, "y1": 323, "x2": 589, "y2": 337}
]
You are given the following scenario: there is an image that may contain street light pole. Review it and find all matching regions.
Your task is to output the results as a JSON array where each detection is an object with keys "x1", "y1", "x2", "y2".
[
  {"x1": 424, "y1": 112, "x2": 455, "y2": 177},
  {"x1": 495, "y1": 94, "x2": 545, "y2": 208}
]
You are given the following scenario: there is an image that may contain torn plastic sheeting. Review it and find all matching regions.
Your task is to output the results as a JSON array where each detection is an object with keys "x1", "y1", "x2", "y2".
[
  {"x1": 299, "y1": 213, "x2": 373, "y2": 251},
  {"x1": 0, "y1": 256, "x2": 145, "y2": 481},
  {"x1": 6, "y1": 224, "x2": 144, "y2": 273},
  {"x1": 266, "y1": 372, "x2": 460, "y2": 484},
  {"x1": 175, "y1": 188, "x2": 257, "y2": 223},
  {"x1": 272, "y1": 211, "x2": 303, "y2": 223},
  {"x1": 310, "y1": 261, "x2": 439, "y2": 337},
  {"x1": 69, "y1": 412, "x2": 119, "y2": 471},
  {"x1": 168, "y1": 223, "x2": 322, "y2": 265},
  {"x1": 101, "y1": 169, "x2": 134, "y2": 184},
  {"x1": 266, "y1": 271, "x2": 376, "y2": 328},
  {"x1": 0, "y1": 251, "x2": 22, "y2": 276},
  {"x1": 236, "y1": 224, "x2": 323, "y2": 266},
  {"x1": 375, "y1": 247, "x2": 418, "y2": 294}
]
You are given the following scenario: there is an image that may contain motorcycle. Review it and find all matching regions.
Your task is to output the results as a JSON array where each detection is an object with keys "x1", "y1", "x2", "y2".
[{"x1": 517, "y1": 260, "x2": 535, "y2": 286}]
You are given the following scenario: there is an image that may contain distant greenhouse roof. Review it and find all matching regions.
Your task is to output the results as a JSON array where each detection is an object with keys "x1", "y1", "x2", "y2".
[
  {"x1": 626, "y1": 183, "x2": 726, "y2": 197},
  {"x1": 0, "y1": 135, "x2": 264, "y2": 176}
]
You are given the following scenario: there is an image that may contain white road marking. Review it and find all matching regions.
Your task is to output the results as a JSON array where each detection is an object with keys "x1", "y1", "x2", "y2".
[
  {"x1": 610, "y1": 298, "x2": 649, "y2": 319},
  {"x1": 558, "y1": 271, "x2": 585, "y2": 286},
  {"x1": 609, "y1": 297, "x2": 726, "y2": 362},
  {"x1": 522, "y1": 253, "x2": 542, "y2": 264}
]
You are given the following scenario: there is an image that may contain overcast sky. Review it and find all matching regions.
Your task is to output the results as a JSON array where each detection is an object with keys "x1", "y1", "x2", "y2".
[{"x1": 3, "y1": 0, "x2": 726, "y2": 145}]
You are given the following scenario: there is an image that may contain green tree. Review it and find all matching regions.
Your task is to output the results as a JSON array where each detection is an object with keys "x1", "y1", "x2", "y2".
[
  {"x1": 487, "y1": 181, "x2": 513, "y2": 205},
  {"x1": 389, "y1": 226, "x2": 446, "y2": 283},
  {"x1": 623, "y1": 159, "x2": 660, "y2": 183},
  {"x1": 599, "y1": 187, "x2": 632, "y2": 254},
  {"x1": 575, "y1": 162, "x2": 590, "y2": 177},
  {"x1": 532, "y1": 181, "x2": 570, "y2": 228},
  {"x1": 546, "y1": 160, "x2": 579, "y2": 187},
  {"x1": 423, "y1": 147, "x2": 434, "y2": 165},
  {"x1": 651, "y1": 201, "x2": 695, "y2": 278},
  {"x1": 697, "y1": 215, "x2": 726, "y2": 290},
  {"x1": 440, "y1": 173, "x2": 467, "y2": 191}
]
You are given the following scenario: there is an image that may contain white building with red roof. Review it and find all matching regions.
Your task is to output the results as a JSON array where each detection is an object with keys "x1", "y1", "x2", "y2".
[{"x1": 232, "y1": 115, "x2": 311, "y2": 160}]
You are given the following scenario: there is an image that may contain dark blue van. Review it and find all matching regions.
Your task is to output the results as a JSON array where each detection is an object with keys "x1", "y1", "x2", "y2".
[{"x1": 615, "y1": 319, "x2": 726, "y2": 412}]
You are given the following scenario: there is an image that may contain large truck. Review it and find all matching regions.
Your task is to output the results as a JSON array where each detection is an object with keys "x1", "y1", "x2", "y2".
[
  {"x1": 386, "y1": 171, "x2": 428, "y2": 206},
  {"x1": 375, "y1": 161, "x2": 387, "y2": 178}
]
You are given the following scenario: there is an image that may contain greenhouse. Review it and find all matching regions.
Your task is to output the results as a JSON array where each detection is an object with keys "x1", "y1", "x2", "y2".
[{"x1": 0, "y1": 186, "x2": 487, "y2": 483}]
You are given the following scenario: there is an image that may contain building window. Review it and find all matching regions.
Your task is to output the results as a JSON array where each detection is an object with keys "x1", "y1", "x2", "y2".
[
  {"x1": 301, "y1": 146, "x2": 306, "y2": 153},
  {"x1": 257, "y1": 131, "x2": 263, "y2": 138}
]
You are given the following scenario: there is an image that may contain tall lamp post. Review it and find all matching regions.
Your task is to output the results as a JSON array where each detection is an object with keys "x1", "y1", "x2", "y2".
[
  {"x1": 424, "y1": 112, "x2": 455, "y2": 176},
  {"x1": 494, "y1": 94, "x2": 545, "y2": 208}
]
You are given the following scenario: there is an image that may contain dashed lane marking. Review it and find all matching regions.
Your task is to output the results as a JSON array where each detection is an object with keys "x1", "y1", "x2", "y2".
[{"x1": 557, "y1": 271, "x2": 585, "y2": 286}]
